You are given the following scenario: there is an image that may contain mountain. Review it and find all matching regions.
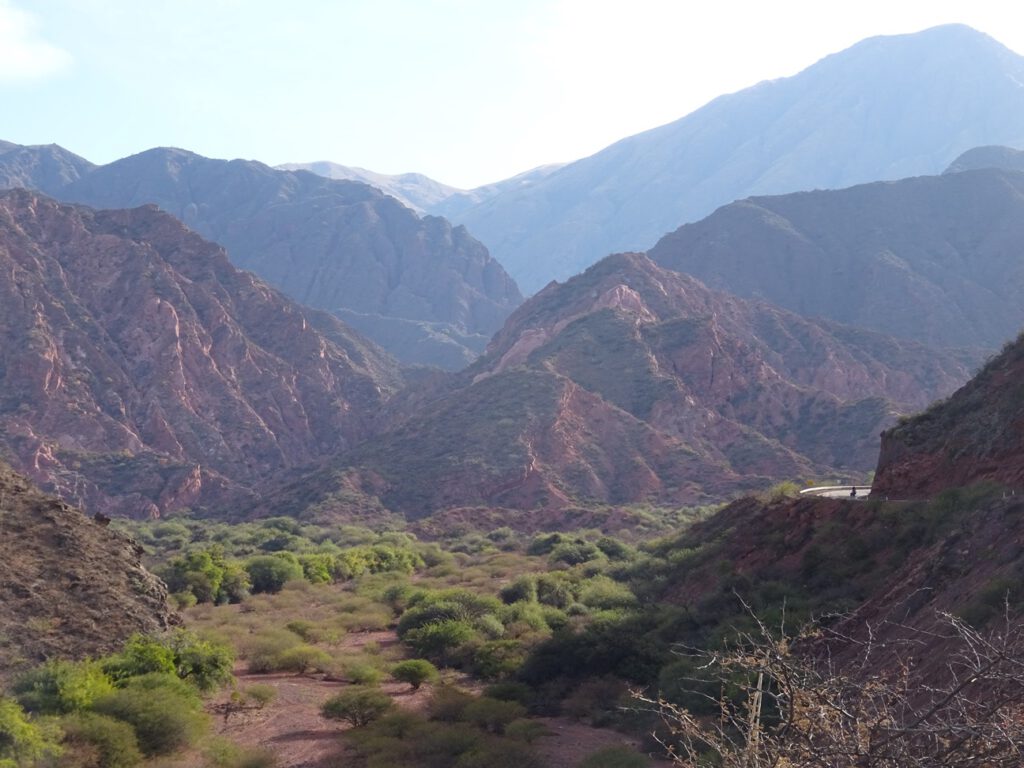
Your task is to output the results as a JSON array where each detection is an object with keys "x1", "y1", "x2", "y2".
[
  {"x1": 945, "y1": 144, "x2": 1024, "y2": 174},
  {"x1": 251, "y1": 253, "x2": 972, "y2": 521},
  {"x1": 439, "y1": 25, "x2": 1024, "y2": 293},
  {"x1": 0, "y1": 461, "x2": 177, "y2": 679},
  {"x1": 0, "y1": 142, "x2": 95, "y2": 197},
  {"x1": 0, "y1": 189, "x2": 402, "y2": 517},
  {"x1": 0, "y1": 143, "x2": 522, "y2": 369},
  {"x1": 874, "y1": 330, "x2": 1024, "y2": 499},
  {"x1": 649, "y1": 167, "x2": 1024, "y2": 350},
  {"x1": 275, "y1": 162, "x2": 461, "y2": 214}
]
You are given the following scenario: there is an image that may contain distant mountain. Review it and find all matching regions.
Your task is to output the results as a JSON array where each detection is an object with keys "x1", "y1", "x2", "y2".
[
  {"x1": 430, "y1": 164, "x2": 565, "y2": 219},
  {"x1": 276, "y1": 161, "x2": 461, "y2": 214},
  {"x1": 945, "y1": 145, "x2": 1024, "y2": 174},
  {"x1": 0, "y1": 143, "x2": 523, "y2": 369},
  {"x1": 0, "y1": 190, "x2": 402, "y2": 517},
  {"x1": 874, "y1": 329, "x2": 1024, "y2": 498},
  {"x1": 252, "y1": 253, "x2": 972, "y2": 521},
  {"x1": 649, "y1": 167, "x2": 1024, "y2": 350},
  {"x1": 0, "y1": 142, "x2": 94, "y2": 196},
  {"x1": 0, "y1": 461, "x2": 176, "y2": 679},
  {"x1": 443, "y1": 25, "x2": 1024, "y2": 293}
]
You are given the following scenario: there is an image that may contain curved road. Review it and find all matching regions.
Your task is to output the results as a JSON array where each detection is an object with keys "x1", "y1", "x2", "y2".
[{"x1": 800, "y1": 485, "x2": 872, "y2": 499}]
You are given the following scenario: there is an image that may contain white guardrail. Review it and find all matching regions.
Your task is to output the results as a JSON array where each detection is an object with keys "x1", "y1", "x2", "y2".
[{"x1": 799, "y1": 485, "x2": 873, "y2": 499}]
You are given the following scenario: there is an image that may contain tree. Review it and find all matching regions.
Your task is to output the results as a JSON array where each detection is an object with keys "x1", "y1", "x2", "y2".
[
  {"x1": 245, "y1": 554, "x2": 303, "y2": 593},
  {"x1": 0, "y1": 697, "x2": 61, "y2": 767},
  {"x1": 321, "y1": 686, "x2": 395, "y2": 727},
  {"x1": 391, "y1": 659, "x2": 439, "y2": 690},
  {"x1": 636, "y1": 608, "x2": 1024, "y2": 767}
]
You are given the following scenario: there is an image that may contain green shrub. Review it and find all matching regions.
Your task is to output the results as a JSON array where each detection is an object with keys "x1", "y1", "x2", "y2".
[
  {"x1": 427, "y1": 686, "x2": 474, "y2": 722},
  {"x1": 92, "y1": 674, "x2": 206, "y2": 756},
  {"x1": 321, "y1": 686, "x2": 394, "y2": 727},
  {"x1": 549, "y1": 540, "x2": 604, "y2": 566},
  {"x1": 169, "y1": 631, "x2": 234, "y2": 691},
  {"x1": 504, "y1": 718, "x2": 549, "y2": 744},
  {"x1": 12, "y1": 660, "x2": 113, "y2": 714},
  {"x1": 345, "y1": 662, "x2": 384, "y2": 686},
  {"x1": 275, "y1": 645, "x2": 333, "y2": 675},
  {"x1": 403, "y1": 620, "x2": 478, "y2": 665},
  {"x1": 59, "y1": 712, "x2": 143, "y2": 768},
  {"x1": 0, "y1": 696, "x2": 61, "y2": 766},
  {"x1": 102, "y1": 635, "x2": 176, "y2": 683},
  {"x1": 463, "y1": 697, "x2": 526, "y2": 734},
  {"x1": 246, "y1": 555, "x2": 304, "y2": 594},
  {"x1": 499, "y1": 576, "x2": 537, "y2": 604},
  {"x1": 241, "y1": 684, "x2": 277, "y2": 709},
  {"x1": 391, "y1": 659, "x2": 439, "y2": 690}
]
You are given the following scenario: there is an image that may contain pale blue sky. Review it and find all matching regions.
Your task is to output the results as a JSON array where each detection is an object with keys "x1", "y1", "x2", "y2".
[{"x1": 3, "y1": 0, "x2": 1023, "y2": 188}]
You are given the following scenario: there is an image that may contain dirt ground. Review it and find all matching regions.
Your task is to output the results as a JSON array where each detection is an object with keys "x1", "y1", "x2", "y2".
[{"x1": 211, "y1": 629, "x2": 659, "y2": 768}]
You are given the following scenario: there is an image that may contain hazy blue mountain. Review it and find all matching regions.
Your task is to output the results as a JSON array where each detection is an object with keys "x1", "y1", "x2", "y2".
[
  {"x1": 0, "y1": 143, "x2": 523, "y2": 369},
  {"x1": 649, "y1": 168, "x2": 1024, "y2": 350},
  {"x1": 276, "y1": 161, "x2": 462, "y2": 214},
  {"x1": 0, "y1": 142, "x2": 95, "y2": 197},
  {"x1": 447, "y1": 25, "x2": 1024, "y2": 293},
  {"x1": 945, "y1": 145, "x2": 1024, "y2": 174}
]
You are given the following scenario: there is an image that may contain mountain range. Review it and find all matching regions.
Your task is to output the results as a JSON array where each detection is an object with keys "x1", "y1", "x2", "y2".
[
  {"x1": 421, "y1": 25, "x2": 1024, "y2": 293},
  {"x1": 648, "y1": 164, "x2": 1024, "y2": 350},
  {"x1": 250, "y1": 252, "x2": 972, "y2": 522},
  {"x1": 0, "y1": 190, "x2": 401, "y2": 517},
  {"x1": 0, "y1": 142, "x2": 522, "y2": 370}
]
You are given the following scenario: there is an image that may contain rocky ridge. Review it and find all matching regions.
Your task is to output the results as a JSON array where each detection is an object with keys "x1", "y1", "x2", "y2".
[
  {"x1": 0, "y1": 461, "x2": 177, "y2": 680},
  {"x1": 0, "y1": 189, "x2": 401, "y2": 517},
  {"x1": 649, "y1": 167, "x2": 1024, "y2": 350}
]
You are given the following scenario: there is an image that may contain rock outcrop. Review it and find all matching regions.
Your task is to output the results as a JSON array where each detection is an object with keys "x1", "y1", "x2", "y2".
[
  {"x1": 874, "y1": 331, "x2": 1024, "y2": 498},
  {"x1": 0, "y1": 462, "x2": 177, "y2": 680},
  {"x1": 0, "y1": 190, "x2": 401, "y2": 517}
]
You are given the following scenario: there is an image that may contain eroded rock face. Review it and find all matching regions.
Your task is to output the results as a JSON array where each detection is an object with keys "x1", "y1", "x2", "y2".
[
  {"x1": 0, "y1": 463, "x2": 177, "y2": 680},
  {"x1": 257, "y1": 253, "x2": 974, "y2": 520},
  {"x1": 0, "y1": 190, "x2": 401, "y2": 516},
  {"x1": 874, "y1": 331, "x2": 1024, "y2": 498}
]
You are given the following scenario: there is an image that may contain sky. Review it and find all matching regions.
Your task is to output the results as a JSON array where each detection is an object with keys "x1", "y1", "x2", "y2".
[{"x1": 3, "y1": 0, "x2": 1024, "y2": 189}]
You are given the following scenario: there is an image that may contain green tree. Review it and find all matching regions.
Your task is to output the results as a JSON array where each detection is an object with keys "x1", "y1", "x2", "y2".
[
  {"x1": 12, "y1": 660, "x2": 113, "y2": 714},
  {"x1": 0, "y1": 697, "x2": 61, "y2": 767},
  {"x1": 59, "y1": 712, "x2": 143, "y2": 768},
  {"x1": 391, "y1": 659, "x2": 439, "y2": 690},
  {"x1": 246, "y1": 554, "x2": 303, "y2": 593},
  {"x1": 92, "y1": 674, "x2": 206, "y2": 756},
  {"x1": 321, "y1": 686, "x2": 395, "y2": 727}
]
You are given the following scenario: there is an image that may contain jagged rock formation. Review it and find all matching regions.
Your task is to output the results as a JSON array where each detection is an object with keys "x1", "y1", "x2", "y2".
[
  {"x1": 0, "y1": 462, "x2": 177, "y2": 679},
  {"x1": 253, "y1": 253, "x2": 972, "y2": 520},
  {"x1": 0, "y1": 190, "x2": 401, "y2": 517},
  {"x1": 0, "y1": 144, "x2": 522, "y2": 369},
  {"x1": 650, "y1": 168, "x2": 1024, "y2": 350},
  {"x1": 874, "y1": 330, "x2": 1024, "y2": 498},
  {"x1": 440, "y1": 25, "x2": 1024, "y2": 293}
]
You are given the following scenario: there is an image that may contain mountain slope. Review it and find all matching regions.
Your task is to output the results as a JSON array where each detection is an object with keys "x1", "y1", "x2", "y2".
[
  {"x1": 0, "y1": 142, "x2": 95, "y2": 197},
  {"x1": 874, "y1": 330, "x2": 1024, "y2": 498},
  {"x1": 0, "y1": 143, "x2": 523, "y2": 369},
  {"x1": 0, "y1": 189, "x2": 401, "y2": 517},
  {"x1": 0, "y1": 461, "x2": 177, "y2": 679},
  {"x1": 253, "y1": 253, "x2": 972, "y2": 521},
  {"x1": 275, "y1": 162, "x2": 461, "y2": 214},
  {"x1": 442, "y1": 25, "x2": 1024, "y2": 293},
  {"x1": 649, "y1": 168, "x2": 1024, "y2": 350},
  {"x1": 945, "y1": 144, "x2": 1024, "y2": 174}
]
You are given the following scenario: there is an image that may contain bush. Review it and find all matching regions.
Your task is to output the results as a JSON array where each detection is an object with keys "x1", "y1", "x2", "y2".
[
  {"x1": 321, "y1": 686, "x2": 394, "y2": 727},
  {"x1": 92, "y1": 674, "x2": 206, "y2": 756},
  {"x1": 169, "y1": 631, "x2": 234, "y2": 691},
  {"x1": 0, "y1": 697, "x2": 61, "y2": 766},
  {"x1": 102, "y1": 635, "x2": 176, "y2": 682},
  {"x1": 246, "y1": 555, "x2": 304, "y2": 594},
  {"x1": 427, "y1": 686, "x2": 474, "y2": 722},
  {"x1": 12, "y1": 660, "x2": 113, "y2": 714},
  {"x1": 241, "y1": 684, "x2": 277, "y2": 709},
  {"x1": 402, "y1": 620, "x2": 478, "y2": 665},
  {"x1": 549, "y1": 540, "x2": 604, "y2": 566},
  {"x1": 578, "y1": 745, "x2": 651, "y2": 767},
  {"x1": 391, "y1": 659, "x2": 439, "y2": 690},
  {"x1": 275, "y1": 645, "x2": 333, "y2": 675},
  {"x1": 504, "y1": 718, "x2": 549, "y2": 744},
  {"x1": 345, "y1": 662, "x2": 384, "y2": 686},
  {"x1": 463, "y1": 697, "x2": 526, "y2": 734},
  {"x1": 59, "y1": 712, "x2": 143, "y2": 768},
  {"x1": 499, "y1": 576, "x2": 537, "y2": 604}
]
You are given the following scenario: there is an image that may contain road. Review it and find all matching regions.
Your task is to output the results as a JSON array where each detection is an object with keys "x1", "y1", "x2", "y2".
[{"x1": 799, "y1": 485, "x2": 872, "y2": 499}]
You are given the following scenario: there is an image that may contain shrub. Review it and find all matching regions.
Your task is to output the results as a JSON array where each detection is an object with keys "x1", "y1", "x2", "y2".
[
  {"x1": 391, "y1": 659, "x2": 439, "y2": 690},
  {"x1": 102, "y1": 635, "x2": 176, "y2": 683},
  {"x1": 92, "y1": 674, "x2": 206, "y2": 756},
  {"x1": 321, "y1": 686, "x2": 394, "y2": 727},
  {"x1": 241, "y1": 684, "x2": 277, "y2": 709},
  {"x1": 427, "y1": 686, "x2": 474, "y2": 722},
  {"x1": 12, "y1": 660, "x2": 113, "y2": 714},
  {"x1": 345, "y1": 662, "x2": 384, "y2": 686},
  {"x1": 59, "y1": 712, "x2": 143, "y2": 768},
  {"x1": 463, "y1": 697, "x2": 526, "y2": 734},
  {"x1": 275, "y1": 645, "x2": 333, "y2": 675},
  {"x1": 402, "y1": 620, "x2": 478, "y2": 665},
  {"x1": 0, "y1": 696, "x2": 61, "y2": 766},
  {"x1": 504, "y1": 718, "x2": 549, "y2": 744},
  {"x1": 168, "y1": 631, "x2": 234, "y2": 691},
  {"x1": 246, "y1": 555, "x2": 304, "y2": 594},
  {"x1": 499, "y1": 576, "x2": 537, "y2": 604}
]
